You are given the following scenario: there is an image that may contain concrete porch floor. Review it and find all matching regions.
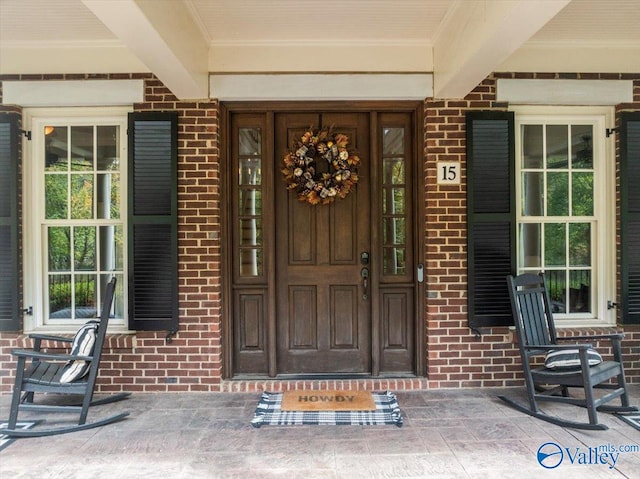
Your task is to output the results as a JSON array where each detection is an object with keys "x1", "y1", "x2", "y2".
[{"x1": 1, "y1": 385, "x2": 639, "y2": 479}]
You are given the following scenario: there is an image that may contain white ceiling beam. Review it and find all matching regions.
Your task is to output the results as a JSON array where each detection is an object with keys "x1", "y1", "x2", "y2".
[
  {"x1": 82, "y1": 0, "x2": 209, "y2": 100},
  {"x1": 433, "y1": 0, "x2": 571, "y2": 99}
]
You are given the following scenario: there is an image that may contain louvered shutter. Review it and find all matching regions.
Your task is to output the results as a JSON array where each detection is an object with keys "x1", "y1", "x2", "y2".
[
  {"x1": 466, "y1": 111, "x2": 516, "y2": 329},
  {"x1": 0, "y1": 113, "x2": 20, "y2": 331},
  {"x1": 620, "y1": 112, "x2": 640, "y2": 324},
  {"x1": 128, "y1": 112, "x2": 179, "y2": 331}
]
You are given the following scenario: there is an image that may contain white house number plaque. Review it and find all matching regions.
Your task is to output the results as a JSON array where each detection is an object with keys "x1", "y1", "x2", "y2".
[{"x1": 437, "y1": 162, "x2": 460, "y2": 185}]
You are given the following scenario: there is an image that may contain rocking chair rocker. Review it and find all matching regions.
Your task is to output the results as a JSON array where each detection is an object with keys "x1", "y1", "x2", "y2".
[
  {"x1": 0, "y1": 277, "x2": 130, "y2": 437},
  {"x1": 499, "y1": 273, "x2": 637, "y2": 430}
]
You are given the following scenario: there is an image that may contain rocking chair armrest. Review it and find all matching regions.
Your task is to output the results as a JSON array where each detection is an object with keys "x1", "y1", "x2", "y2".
[
  {"x1": 557, "y1": 333, "x2": 624, "y2": 343},
  {"x1": 28, "y1": 333, "x2": 74, "y2": 343},
  {"x1": 11, "y1": 348, "x2": 93, "y2": 362},
  {"x1": 524, "y1": 344, "x2": 594, "y2": 351}
]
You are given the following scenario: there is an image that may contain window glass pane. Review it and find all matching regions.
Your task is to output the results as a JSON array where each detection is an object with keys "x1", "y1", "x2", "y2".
[
  {"x1": 383, "y1": 128, "x2": 404, "y2": 155},
  {"x1": 70, "y1": 126, "x2": 94, "y2": 171},
  {"x1": 49, "y1": 274, "x2": 72, "y2": 319},
  {"x1": 521, "y1": 172, "x2": 543, "y2": 216},
  {"x1": 239, "y1": 189, "x2": 262, "y2": 216},
  {"x1": 239, "y1": 158, "x2": 262, "y2": 185},
  {"x1": 544, "y1": 223, "x2": 566, "y2": 266},
  {"x1": 48, "y1": 227, "x2": 71, "y2": 271},
  {"x1": 546, "y1": 270, "x2": 566, "y2": 313},
  {"x1": 571, "y1": 125, "x2": 593, "y2": 169},
  {"x1": 383, "y1": 247, "x2": 406, "y2": 275},
  {"x1": 239, "y1": 128, "x2": 261, "y2": 155},
  {"x1": 572, "y1": 172, "x2": 593, "y2": 216},
  {"x1": 71, "y1": 174, "x2": 94, "y2": 219},
  {"x1": 239, "y1": 249, "x2": 262, "y2": 276},
  {"x1": 239, "y1": 219, "x2": 262, "y2": 246},
  {"x1": 547, "y1": 172, "x2": 568, "y2": 216},
  {"x1": 41, "y1": 119, "x2": 126, "y2": 327},
  {"x1": 546, "y1": 125, "x2": 568, "y2": 169},
  {"x1": 45, "y1": 174, "x2": 68, "y2": 219},
  {"x1": 519, "y1": 223, "x2": 541, "y2": 268},
  {"x1": 518, "y1": 119, "x2": 600, "y2": 320},
  {"x1": 569, "y1": 270, "x2": 590, "y2": 313},
  {"x1": 383, "y1": 218, "x2": 405, "y2": 245},
  {"x1": 383, "y1": 188, "x2": 405, "y2": 214},
  {"x1": 569, "y1": 223, "x2": 591, "y2": 266},
  {"x1": 45, "y1": 126, "x2": 68, "y2": 171},
  {"x1": 97, "y1": 173, "x2": 120, "y2": 219},
  {"x1": 75, "y1": 274, "x2": 97, "y2": 318},
  {"x1": 99, "y1": 225, "x2": 124, "y2": 270},
  {"x1": 522, "y1": 124, "x2": 543, "y2": 168},
  {"x1": 74, "y1": 226, "x2": 96, "y2": 271},
  {"x1": 97, "y1": 126, "x2": 119, "y2": 170},
  {"x1": 383, "y1": 158, "x2": 405, "y2": 185}
]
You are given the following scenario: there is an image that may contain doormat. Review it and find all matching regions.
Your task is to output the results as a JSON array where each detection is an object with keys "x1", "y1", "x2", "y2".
[
  {"x1": 251, "y1": 390, "x2": 402, "y2": 427},
  {"x1": 0, "y1": 421, "x2": 42, "y2": 452},
  {"x1": 281, "y1": 390, "x2": 376, "y2": 411},
  {"x1": 619, "y1": 414, "x2": 640, "y2": 432}
]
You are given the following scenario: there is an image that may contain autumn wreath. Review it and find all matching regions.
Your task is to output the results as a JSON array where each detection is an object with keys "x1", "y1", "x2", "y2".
[{"x1": 281, "y1": 128, "x2": 360, "y2": 205}]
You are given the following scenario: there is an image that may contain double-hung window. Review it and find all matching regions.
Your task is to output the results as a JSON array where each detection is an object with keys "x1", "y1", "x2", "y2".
[
  {"x1": 24, "y1": 108, "x2": 128, "y2": 332},
  {"x1": 514, "y1": 106, "x2": 615, "y2": 326}
]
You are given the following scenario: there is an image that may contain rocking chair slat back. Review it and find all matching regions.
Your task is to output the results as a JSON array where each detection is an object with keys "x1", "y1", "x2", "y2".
[{"x1": 509, "y1": 274, "x2": 555, "y2": 350}]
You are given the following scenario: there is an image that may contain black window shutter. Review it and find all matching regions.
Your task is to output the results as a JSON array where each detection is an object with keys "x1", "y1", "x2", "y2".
[
  {"x1": 466, "y1": 111, "x2": 516, "y2": 329},
  {"x1": 620, "y1": 112, "x2": 640, "y2": 324},
  {"x1": 128, "y1": 112, "x2": 179, "y2": 332},
  {"x1": 0, "y1": 113, "x2": 20, "y2": 331}
]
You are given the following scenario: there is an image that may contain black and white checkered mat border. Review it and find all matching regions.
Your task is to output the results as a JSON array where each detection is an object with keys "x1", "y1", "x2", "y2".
[
  {"x1": 251, "y1": 390, "x2": 403, "y2": 427},
  {"x1": 0, "y1": 421, "x2": 41, "y2": 452}
]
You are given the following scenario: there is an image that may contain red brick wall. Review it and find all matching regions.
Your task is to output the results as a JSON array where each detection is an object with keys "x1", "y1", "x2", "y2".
[
  {"x1": 0, "y1": 72, "x2": 638, "y2": 394},
  {"x1": 424, "y1": 73, "x2": 640, "y2": 388},
  {"x1": 0, "y1": 74, "x2": 224, "y2": 393}
]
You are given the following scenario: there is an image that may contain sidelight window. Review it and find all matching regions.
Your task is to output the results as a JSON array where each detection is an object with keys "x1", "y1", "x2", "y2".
[
  {"x1": 237, "y1": 128, "x2": 263, "y2": 277},
  {"x1": 382, "y1": 127, "x2": 407, "y2": 276}
]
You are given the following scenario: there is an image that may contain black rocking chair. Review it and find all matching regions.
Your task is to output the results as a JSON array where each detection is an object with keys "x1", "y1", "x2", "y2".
[
  {"x1": 0, "y1": 277, "x2": 130, "y2": 437},
  {"x1": 499, "y1": 273, "x2": 638, "y2": 430}
]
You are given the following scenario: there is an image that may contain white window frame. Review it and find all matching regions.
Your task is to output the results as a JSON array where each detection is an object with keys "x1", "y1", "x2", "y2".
[
  {"x1": 23, "y1": 107, "x2": 131, "y2": 333},
  {"x1": 513, "y1": 105, "x2": 616, "y2": 327}
]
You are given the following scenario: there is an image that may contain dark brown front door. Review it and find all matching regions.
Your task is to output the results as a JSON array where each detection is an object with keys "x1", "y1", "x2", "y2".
[
  {"x1": 226, "y1": 104, "x2": 421, "y2": 379},
  {"x1": 274, "y1": 112, "x2": 371, "y2": 374}
]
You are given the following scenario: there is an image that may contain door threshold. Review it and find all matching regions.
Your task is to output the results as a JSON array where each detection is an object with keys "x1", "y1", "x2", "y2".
[
  {"x1": 221, "y1": 376, "x2": 430, "y2": 392},
  {"x1": 232, "y1": 373, "x2": 418, "y2": 381}
]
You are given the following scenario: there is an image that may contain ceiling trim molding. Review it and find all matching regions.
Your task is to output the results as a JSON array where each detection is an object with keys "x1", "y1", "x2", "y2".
[
  {"x1": 210, "y1": 73, "x2": 433, "y2": 101},
  {"x1": 2, "y1": 80, "x2": 144, "y2": 107},
  {"x1": 497, "y1": 79, "x2": 633, "y2": 105}
]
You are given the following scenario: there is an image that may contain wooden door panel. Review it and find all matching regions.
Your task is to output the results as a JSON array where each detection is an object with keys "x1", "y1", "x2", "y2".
[
  {"x1": 289, "y1": 286, "x2": 317, "y2": 349},
  {"x1": 380, "y1": 287, "x2": 414, "y2": 372},
  {"x1": 330, "y1": 285, "x2": 358, "y2": 349},
  {"x1": 330, "y1": 193, "x2": 357, "y2": 264},
  {"x1": 290, "y1": 200, "x2": 315, "y2": 263},
  {"x1": 233, "y1": 289, "x2": 268, "y2": 374}
]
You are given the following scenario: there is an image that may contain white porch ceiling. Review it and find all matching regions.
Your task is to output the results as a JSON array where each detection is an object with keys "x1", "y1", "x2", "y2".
[{"x1": 1, "y1": 0, "x2": 639, "y2": 100}]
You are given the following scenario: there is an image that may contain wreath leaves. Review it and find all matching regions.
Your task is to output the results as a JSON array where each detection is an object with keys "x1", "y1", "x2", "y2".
[{"x1": 281, "y1": 127, "x2": 360, "y2": 205}]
